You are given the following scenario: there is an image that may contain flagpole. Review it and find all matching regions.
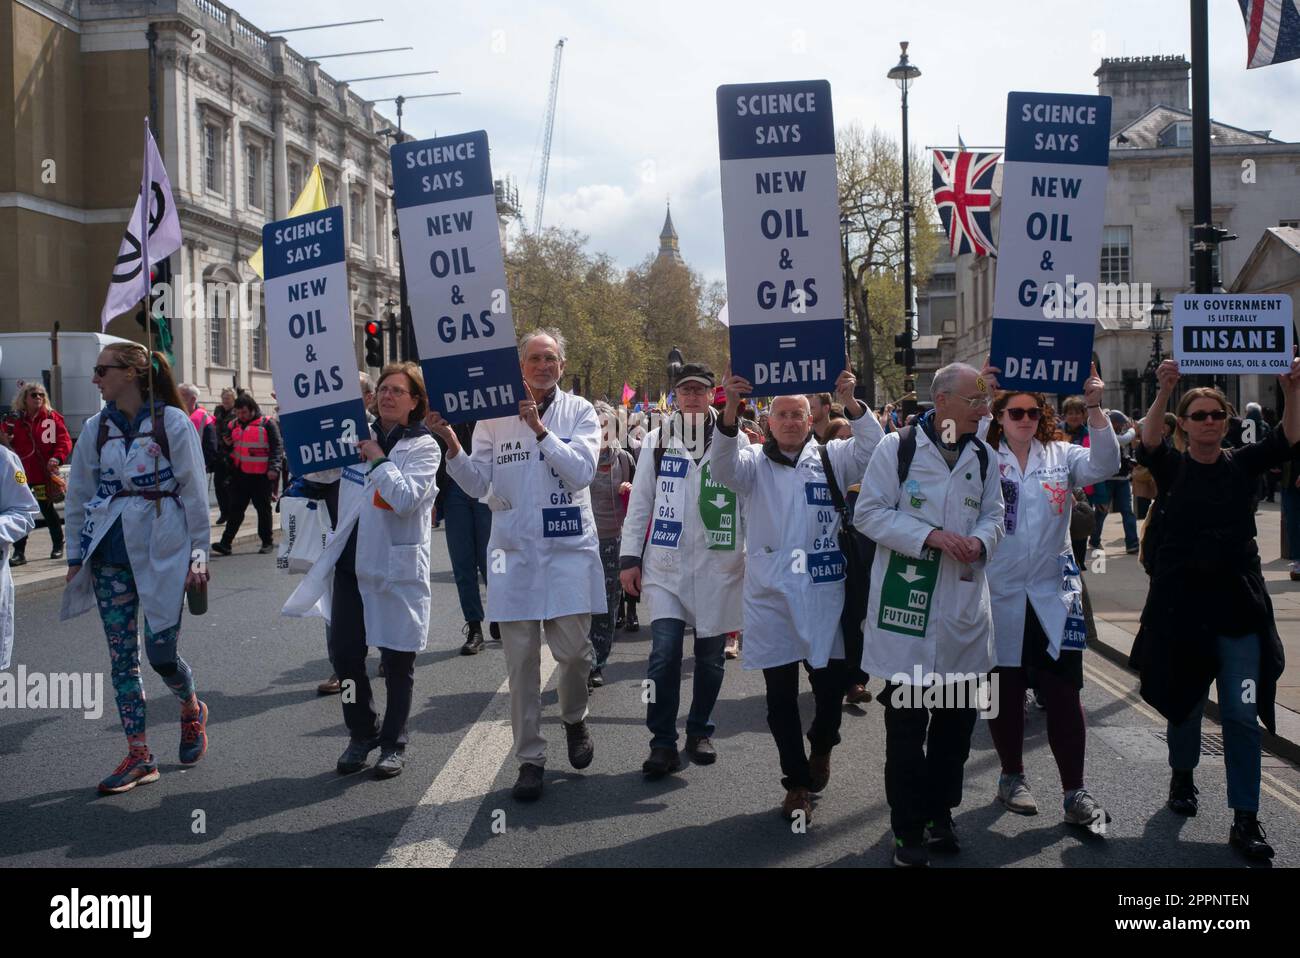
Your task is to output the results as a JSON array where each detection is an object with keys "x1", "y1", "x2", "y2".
[{"x1": 142, "y1": 117, "x2": 161, "y2": 515}]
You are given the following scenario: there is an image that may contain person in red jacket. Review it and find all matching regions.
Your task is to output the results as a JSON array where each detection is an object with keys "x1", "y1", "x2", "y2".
[{"x1": 1, "y1": 383, "x2": 72, "y2": 563}]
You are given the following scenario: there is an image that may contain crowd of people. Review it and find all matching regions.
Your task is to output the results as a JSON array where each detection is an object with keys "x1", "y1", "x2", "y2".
[{"x1": 4, "y1": 330, "x2": 1294, "y2": 868}]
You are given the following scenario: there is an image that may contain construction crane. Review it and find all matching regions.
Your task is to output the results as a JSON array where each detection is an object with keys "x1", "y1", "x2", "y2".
[{"x1": 534, "y1": 37, "x2": 566, "y2": 234}]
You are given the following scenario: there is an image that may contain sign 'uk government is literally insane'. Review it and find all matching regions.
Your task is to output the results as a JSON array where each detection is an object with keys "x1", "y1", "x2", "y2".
[
  {"x1": 717, "y1": 80, "x2": 843, "y2": 396},
  {"x1": 990, "y1": 92, "x2": 1111, "y2": 393},
  {"x1": 391, "y1": 130, "x2": 525, "y2": 424},
  {"x1": 263, "y1": 206, "x2": 369, "y2": 475},
  {"x1": 1173, "y1": 294, "x2": 1294, "y2": 374}
]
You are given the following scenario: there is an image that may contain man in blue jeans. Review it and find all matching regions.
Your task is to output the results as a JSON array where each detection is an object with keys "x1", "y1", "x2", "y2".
[
  {"x1": 619, "y1": 363, "x2": 743, "y2": 778},
  {"x1": 1090, "y1": 410, "x2": 1139, "y2": 554},
  {"x1": 443, "y1": 420, "x2": 496, "y2": 655}
]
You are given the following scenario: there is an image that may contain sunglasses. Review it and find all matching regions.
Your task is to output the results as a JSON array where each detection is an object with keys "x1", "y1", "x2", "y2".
[
  {"x1": 1003, "y1": 406, "x2": 1042, "y2": 421},
  {"x1": 93, "y1": 364, "x2": 130, "y2": 377},
  {"x1": 1185, "y1": 409, "x2": 1228, "y2": 422}
]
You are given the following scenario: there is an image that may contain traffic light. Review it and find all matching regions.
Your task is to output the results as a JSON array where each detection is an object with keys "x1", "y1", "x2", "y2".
[
  {"x1": 135, "y1": 257, "x2": 174, "y2": 362},
  {"x1": 364, "y1": 320, "x2": 384, "y2": 367},
  {"x1": 893, "y1": 331, "x2": 915, "y2": 370}
]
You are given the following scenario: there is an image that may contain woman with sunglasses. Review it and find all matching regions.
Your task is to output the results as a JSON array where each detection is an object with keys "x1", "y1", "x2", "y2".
[
  {"x1": 1, "y1": 382, "x2": 72, "y2": 564},
  {"x1": 1131, "y1": 358, "x2": 1300, "y2": 861},
  {"x1": 982, "y1": 365, "x2": 1118, "y2": 834},
  {"x1": 61, "y1": 343, "x2": 211, "y2": 794}
]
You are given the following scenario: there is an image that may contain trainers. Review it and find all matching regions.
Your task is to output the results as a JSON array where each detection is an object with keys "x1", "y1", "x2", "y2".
[
  {"x1": 588, "y1": 668, "x2": 604, "y2": 689},
  {"x1": 460, "y1": 621, "x2": 485, "y2": 656},
  {"x1": 642, "y1": 746, "x2": 682, "y2": 779},
  {"x1": 685, "y1": 735, "x2": 716, "y2": 764},
  {"x1": 845, "y1": 683, "x2": 873, "y2": 705},
  {"x1": 1290, "y1": 561, "x2": 1300, "y2": 582},
  {"x1": 10, "y1": 553, "x2": 26, "y2": 567},
  {"x1": 1229, "y1": 813, "x2": 1275, "y2": 861},
  {"x1": 1168, "y1": 770, "x2": 1198, "y2": 817},
  {"x1": 781, "y1": 786, "x2": 812, "y2": 822},
  {"x1": 179, "y1": 701, "x2": 208, "y2": 765},
  {"x1": 892, "y1": 833, "x2": 929, "y2": 868},
  {"x1": 809, "y1": 752, "x2": 831, "y2": 793},
  {"x1": 210, "y1": 542, "x2": 232, "y2": 556},
  {"x1": 337, "y1": 737, "x2": 379, "y2": 775},
  {"x1": 1063, "y1": 788, "x2": 1110, "y2": 835},
  {"x1": 50, "y1": 545, "x2": 64, "y2": 560},
  {"x1": 258, "y1": 542, "x2": 275, "y2": 555},
  {"x1": 374, "y1": 748, "x2": 405, "y2": 779},
  {"x1": 512, "y1": 762, "x2": 545, "y2": 801},
  {"x1": 564, "y1": 720, "x2": 594, "y2": 770},
  {"x1": 97, "y1": 753, "x2": 160, "y2": 795},
  {"x1": 996, "y1": 773, "x2": 1039, "y2": 815},
  {"x1": 926, "y1": 813, "x2": 960, "y2": 853},
  {"x1": 625, "y1": 608, "x2": 640, "y2": 632},
  {"x1": 316, "y1": 674, "x2": 342, "y2": 695}
]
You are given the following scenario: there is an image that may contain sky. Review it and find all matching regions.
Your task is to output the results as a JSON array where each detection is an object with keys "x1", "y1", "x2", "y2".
[{"x1": 235, "y1": 0, "x2": 1300, "y2": 283}]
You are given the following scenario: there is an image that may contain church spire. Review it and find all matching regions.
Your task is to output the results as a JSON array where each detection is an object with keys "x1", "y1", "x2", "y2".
[{"x1": 657, "y1": 201, "x2": 683, "y2": 265}]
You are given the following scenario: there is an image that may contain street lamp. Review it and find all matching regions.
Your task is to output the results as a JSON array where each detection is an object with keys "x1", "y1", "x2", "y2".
[
  {"x1": 1145, "y1": 290, "x2": 1172, "y2": 404},
  {"x1": 888, "y1": 41, "x2": 921, "y2": 393},
  {"x1": 840, "y1": 213, "x2": 852, "y2": 365}
]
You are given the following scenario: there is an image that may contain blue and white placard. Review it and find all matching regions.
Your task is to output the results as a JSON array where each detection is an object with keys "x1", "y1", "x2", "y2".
[
  {"x1": 391, "y1": 130, "x2": 525, "y2": 424},
  {"x1": 263, "y1": 206, "x2": 368, "y2": 475},
  {"x1": 1174, "y1": 294, "x2": 1293, "y2": 374},
  {"x1": 717, "y1": 80, "x2": 843, "y2": 396},
  {"x1": 989, "y1": 92, "x2": 1111, "y2": 393}
]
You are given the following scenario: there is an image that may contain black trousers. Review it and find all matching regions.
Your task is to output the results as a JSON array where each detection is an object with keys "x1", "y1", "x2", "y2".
[
  {"x1": 762, "y1": 658, "x2": 848, "y2": 789},
  {"x1": 212, "y1": 461, "x2": 233, "y2": 519},
  {"x1": 221, "y1": 472, "x2": 274, "y2": 547},
  {"x1": 329, "y1": 556, "x2": 416, "y2": 751},
  {"x1": 881, "y1": 681, "x2": 979, "y2": 838},
  {"x1": 16, "y1": 495, "x2": 62, "y2": 554}
]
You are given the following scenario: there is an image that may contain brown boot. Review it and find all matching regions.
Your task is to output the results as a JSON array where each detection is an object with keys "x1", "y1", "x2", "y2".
[
  {"x1": 845, "y1": 684, "x2": 873, "y2": 705},
  {"x1": 781, "y1": 786, "x2": 812, "y2": 821},
  {"x1": 317, "y1": 674, "x2": 342, "y2": 695},
  {"x1": 809, "y1": 753, "x2": 831, "y2": 793}
]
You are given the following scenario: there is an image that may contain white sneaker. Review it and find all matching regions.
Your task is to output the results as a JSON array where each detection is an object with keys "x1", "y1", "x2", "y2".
[
  {"x1": 1064, "y1": 788, "x2": 1110, "y2": 835},
  {"x1": 996, "y1": 773, "x2": 1038, "y2": 815}
]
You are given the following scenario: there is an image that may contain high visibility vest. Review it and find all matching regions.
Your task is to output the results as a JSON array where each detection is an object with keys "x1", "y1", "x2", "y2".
[
  {"x1": 190, "y1": 406, "x2": 215, "y2": 433},
  {"x1": 232, "y1": 417, "x2": 270, "y2": 474}
]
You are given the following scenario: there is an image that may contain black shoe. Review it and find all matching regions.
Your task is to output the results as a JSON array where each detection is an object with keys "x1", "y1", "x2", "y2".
[
  {"x1": 378, "y1": 659, "x2": 387, "y2": 679},
  {"x1": 625, "y1": 609, "x2": 640, "y2": 632},
  {"x1": 336, "y1": 737, "x2": 379, "y2": 774},
  {"x1": 685, "y1": 735, "x2": 717, "y2": 764},
  {"x1": 9, "y1": 554, "x2": 25, "y2": 567},
  {"x1": 642, "y1": 746, "x2": 682, "y2": 779},
  {"x1": 489, "y1": 621, "x2": 501, "y2": 641},
  {"x1": 50, "y1": 546, "x2": 64, "y2": 560},
  {"x1": 564, "y1": 720, "x2": 594, "y2": 769},
  {"x1": 1229, "y1": 812, "x2": 1275, "y2": 861},
  {"x1": 258, "y1": 542, "x2": 275, "y2": 555},
  {"x1": 926, "y1": 813, "x2": 960, "y2": 853},
  {"x1": 893, "y1": 833, "x2": 930, "y2": 868},
  {"x1": 1168, "y1": 770, "x2": 1198, "y2": 816},
  {"x1": 374, "y1": 748, "x2": 405, "y2": 779},
  {"x1": 214, "y1": 515, "x2": 227, "y2": 526},
  {"x1": 588, "y1": 668, "x2": 604, "y2": 689},
  {"x1": 210, "y1": 542, "x2": 232, "y2": 557},
  {"x1": 460, "y1": 621, "x2": 485, "y2": 655},
  {"x1": 512, "y1": 762, "x2": 544, "y2": 801}
]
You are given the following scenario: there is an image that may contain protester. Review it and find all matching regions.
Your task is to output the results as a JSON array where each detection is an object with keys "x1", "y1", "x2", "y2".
[
  {"x1": 982, "y1": 367, "x2": 1118, "y2": 834},
  {"x1": 283, "y1": 362, "x2": 440, "y2": 778},
  {"x1": 2, "y1": 382, "x2": 72, "y2": 564},
  {"x1": 1091, "y1": 409, "x2": 1139, "y2": 554},
  {"x1": 823, "y1": 417, "x2": 852, "y2": 442},
  {"x1": 620, "y1": 362, "x2": 740, "y2": 778},
  {"x1": 0, "y1": 442, "x2": 38, "y2": 670},
  {"x1": 212, "y1": 387, "x2": 238, "y2": 525},
  {"x1": 713, "y1": 368, "x2": 882, "y2": 823},
  {"x1": 211, "y1": 394, "x2": 283, "y2": 556},
  {"x1": 429, "y1": 329, "x2": 603, "y2": 802},
  {"x1": 809, "y1": 392, "x2": 833, "y2": 443},
  {"x1": 590, "y1": 401, "x2": 635, "y2": 688},
  {"x1": 1130, "y1": 358, "x2": 1299, "y2": 862},
  {"x1": 177, "y1": 383, "x2": 219, "y2": 476},
  {"x1": 856, "y1": 362, "x2": 1004, "y2": 867},
  {"x1": 61, "y1": 343, "x2": 211, "y2": 794},
  {"x1": 443, "y1": 420, "x2": 498, "y2": 656}
]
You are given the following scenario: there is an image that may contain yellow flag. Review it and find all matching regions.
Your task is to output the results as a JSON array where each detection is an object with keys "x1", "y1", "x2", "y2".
[{"x1": 247, "y1": 164, "x2": 330, "y2": 279}]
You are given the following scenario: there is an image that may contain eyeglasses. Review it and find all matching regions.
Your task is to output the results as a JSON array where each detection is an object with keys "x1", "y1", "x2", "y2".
[
  {"x1": 376, "y1": 385, "x2": 411, "y2": 397},
  {"x1": 1003, "y1": 407, "x2": 1041, "y2": 421},
  {"x1": 93, "y1": 364, "x2": 129, "y2": 377},
  {"x1": 1185, "y1": 409, "x2": 1228, "y2": 422},
  {"x1": 956, "y1": 393, "x2": 992, "y2": 409}
]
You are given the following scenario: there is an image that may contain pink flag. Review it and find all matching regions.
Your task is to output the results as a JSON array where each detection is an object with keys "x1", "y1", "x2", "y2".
[{"x1": 621, "y1": 382, "x2": 635, "y2": 406}]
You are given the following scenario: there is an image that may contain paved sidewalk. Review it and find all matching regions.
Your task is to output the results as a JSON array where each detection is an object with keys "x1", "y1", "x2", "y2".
[{"x1": 1085, "y1": 499, "x2": 1300, "y2": 760}]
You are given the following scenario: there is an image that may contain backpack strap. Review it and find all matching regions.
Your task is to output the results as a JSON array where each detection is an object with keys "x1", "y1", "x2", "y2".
[
  {"x1": 817, "y1": 445, "x2": 847, "y2": 518},
  {"x1": 95, "y1": 407, "x2": 172, "y2": 463},
  {"x1": 896, "y1": 425, "x2": 918, "y2": 486}
]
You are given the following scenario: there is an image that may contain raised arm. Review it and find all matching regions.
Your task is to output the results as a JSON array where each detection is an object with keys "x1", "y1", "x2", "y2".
[{"x1": 1143, "y1": 360, "x2": 1180, "y2": 450}]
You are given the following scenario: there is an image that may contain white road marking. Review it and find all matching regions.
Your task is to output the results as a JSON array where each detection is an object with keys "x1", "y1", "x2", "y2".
[{"x1": 379, "y1": 646, "x2": 558, "y2": 868}]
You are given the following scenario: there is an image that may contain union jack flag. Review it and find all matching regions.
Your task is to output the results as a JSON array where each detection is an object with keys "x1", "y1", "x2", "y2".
[
  {"x1": 1239, "y1": 0, "x2": 1300, "y2": 68},
  {"x1": 932, "y1": 150, "x2": 999, "y2": 257}
]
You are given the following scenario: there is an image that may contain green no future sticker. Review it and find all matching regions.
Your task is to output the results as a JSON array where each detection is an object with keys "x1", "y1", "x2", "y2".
[{"x1": 877, "y1": 547, "x2": 941, "y2": 638}]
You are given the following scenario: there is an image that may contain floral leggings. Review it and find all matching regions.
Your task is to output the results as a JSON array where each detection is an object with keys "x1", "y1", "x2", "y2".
[{"x1": 91, "y1": 560, "x2": 195, "y2": 738}]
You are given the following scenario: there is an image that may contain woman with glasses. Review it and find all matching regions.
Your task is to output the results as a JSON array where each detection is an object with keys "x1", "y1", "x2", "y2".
[
  {"x1": 1131, "y1": 358, "x2": 1300, "y2": 861},
  {"x1": 1, "y1": 383, "x2": 72, "y2": 564},
  {"x1": 981, "y1": 366, "x2": 1118, "y2": 834},
  {"x1": 284, "y1": 363, "x2": 440, "y2": 780},
  {"x1": 61, "y1": 343, "x2": 211, "y2": 794}
]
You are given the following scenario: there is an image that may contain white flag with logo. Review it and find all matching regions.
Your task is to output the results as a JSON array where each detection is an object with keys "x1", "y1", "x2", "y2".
[{"x1": 100, "y1": 122, "x2": 182, "y2": 330}]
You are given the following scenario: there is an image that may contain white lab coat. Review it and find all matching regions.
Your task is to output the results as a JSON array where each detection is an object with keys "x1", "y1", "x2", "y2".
[
  {"x1": 987, "y1": 423, "x2": 1119, "y2": 665},
  {"x1": 0, "y1": 446, "x2": 38, "y2": 669},
  {"x1": 855, "y1": 426, "x2": 1005, "y2": 684},
  {"x1": 61, "y1": 405, "x2": 210, "y2": 633},
  {"x1": 711, "y1": 410, "x2": 884, "y2": 670},
  {"x1": 620, "y1": 411, "x2": 747, "y2": 637},
  {"x1": 444, "y1": 388, "x2": 605, "y2": 622},
  {"x1": 283, "y1": 428, "x2": 441, "y2": 652}
]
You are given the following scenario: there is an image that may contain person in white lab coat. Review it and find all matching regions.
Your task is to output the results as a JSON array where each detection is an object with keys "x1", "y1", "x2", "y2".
[
  {"x1": 0, "y1": 444, "x2": 38, "y2": 670},
  {"x1": 61, "y1": 343, "x2": 211, "y2": 795},
  {"x1": 981, "y1": 367, "x2": 1118, "y2": 834},
  {"x1": 428, "y1": 329, "x2": 603, "y2": 802},
  {"x1": 619, "y1": 362, "x2": 743, "y2": 778},
  {"x1": 855, "y1": 362, "x2": 1004, "y2": 867},
  {"x1": 712, "y1": 368, "x2": 883, "y2": 823},
  {"x1": 283, "y1": 362, "x2": 440, "y2": 779}
]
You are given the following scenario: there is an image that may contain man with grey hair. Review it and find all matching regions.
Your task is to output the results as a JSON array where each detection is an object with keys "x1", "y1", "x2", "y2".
[
  {"x1": 177, "y1": 383, "x2": 218, "y2": 476},
  {"x1": 429, "y1": 328, "x2": 604, "y2": 801},
  {"x1": 855, "y1": 360, "x2": 1004, "y2": 867}
]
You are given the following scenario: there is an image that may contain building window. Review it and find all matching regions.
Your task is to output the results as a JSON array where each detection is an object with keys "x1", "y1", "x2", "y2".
[
  {"x1": 208, "y1": 284, "x2": 229, "y2": 366},
  {"x1": 246, "y1": 143, "x2": 264, "y2": 210},
  {"x1": 350, "y1": 190, "x2": 365, "y2": 250},
  {"x1": 1281, "y1": 219, "x2": 1300, "y2": 229},
  {"x1": 252, "y1": 298, "x2": 268, "y2": 370},
  {"x1": 288, "y1": 160, "x2": 303, "y2": 201},
  {"x1": 1100, "y1": 226, "x2": 1132, "y2": 284},
  {"x1": 322, "y1": 173, "x2": 337, "y2": 207},
  {"x1": 204, "y1": 124, "x2": 223, "y2": 195},
  {"x1": 376, "y1": 201, "x2": 388, "y2": 263},
  {"x1": 1188, "y1": 222, "x2": 1223, "y2": 286}
]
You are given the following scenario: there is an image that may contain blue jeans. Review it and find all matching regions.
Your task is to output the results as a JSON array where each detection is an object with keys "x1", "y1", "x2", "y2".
[
  {"x1": 1282, "y1": 485, "x2": 1300, "y2": 560},
  {"x1": 1166, "y1": 633, "x2": 1263, "y2": 812},
  {"x1": 443, "y1": 483, "x2": 492, "y2": 623},
  {"x1": 645, "y1": 618, "x2": 727, "y2": 749},
  {"x1": 1092, "y1": 478, "x2": 1138, "y2": 550}
]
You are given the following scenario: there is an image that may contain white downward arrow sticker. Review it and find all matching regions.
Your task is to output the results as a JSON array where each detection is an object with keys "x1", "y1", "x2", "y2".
[
  {"x1": 898, "y1": 565, "x2": 923, "y2": 583},
  {"x1": 711, "y1": 494, "x2": 729, "y2": 508}
]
